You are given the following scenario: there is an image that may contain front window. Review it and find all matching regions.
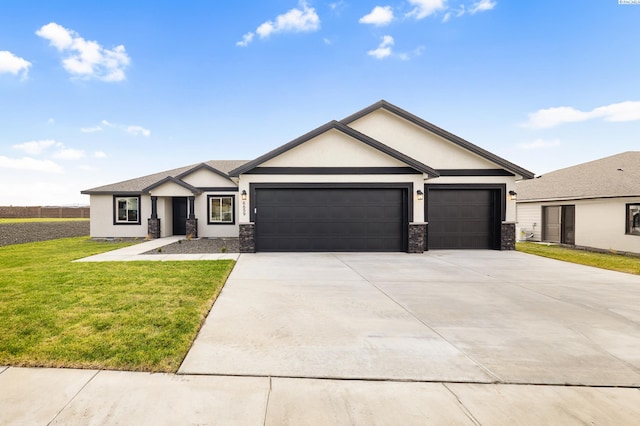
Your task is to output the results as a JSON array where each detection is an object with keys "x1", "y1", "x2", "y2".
[
  {"x1": 114, "y1": 196, "x2": 140, "y2": 225},
  {"x1": 627, "y1": 204, "x2": 640, "y2": 236},
  {"x1": 208, "y1": 195, "x2": 235, "y2": 224}
]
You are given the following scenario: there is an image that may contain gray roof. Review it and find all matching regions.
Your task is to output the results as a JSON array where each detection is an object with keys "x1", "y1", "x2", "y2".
[
  {"x1": 81, "y1": 160, "x2": 247, "y2": 194},
  {"x1": 516, "y1": 151, "x2": 640, "y2": 202}
]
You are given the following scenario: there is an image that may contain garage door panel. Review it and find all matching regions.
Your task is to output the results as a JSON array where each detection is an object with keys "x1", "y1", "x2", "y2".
[
  {"x1": 427, "y1": 188, "x2": 498, "y2": 250},
  {"x1": 255, "y1": 188, "x2": 405, "y2": 252}
]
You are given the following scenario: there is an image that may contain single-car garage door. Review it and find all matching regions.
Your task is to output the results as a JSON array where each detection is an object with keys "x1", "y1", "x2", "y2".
[
  {"x1": 255, "y1": 188, "x2": 406, "y2": 252},
  {"x1": 427, "y1": 188, "x2": 500, "y2": 249}
]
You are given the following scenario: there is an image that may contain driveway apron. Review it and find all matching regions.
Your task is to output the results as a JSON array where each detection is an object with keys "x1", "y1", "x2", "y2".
[{"x1": 179, "y1": 251, "x2": 640, "y2": 386}]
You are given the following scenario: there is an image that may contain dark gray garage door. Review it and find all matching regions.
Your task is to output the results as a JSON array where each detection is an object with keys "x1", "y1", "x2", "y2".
[
  {"x1": 255, "y1": 188, "x2": 406, "y2": 252},
  {"x1": 427, "y1": 189, "x2": 499, "y2": 249}
]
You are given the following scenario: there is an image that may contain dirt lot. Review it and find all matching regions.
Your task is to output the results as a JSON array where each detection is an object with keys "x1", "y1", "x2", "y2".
[{"x1": 0, "y1": 221, "x2": 90, "y2": 247}]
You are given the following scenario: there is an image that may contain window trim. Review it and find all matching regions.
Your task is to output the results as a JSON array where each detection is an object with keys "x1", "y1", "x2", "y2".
[
  {"x1": 113, "y1": 195, "x2": 141, "y2": 225},
  {"x1": 207, "y1": 194, "x2": 235, "y2": 225},
  {"x1": 626, "y1": 203, "x2": 640, "y2": 236}
]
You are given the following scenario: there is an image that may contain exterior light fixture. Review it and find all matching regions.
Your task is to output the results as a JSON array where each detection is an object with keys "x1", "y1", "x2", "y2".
[
  {"x1": 241, "y1": 190, "x2": 247, "y2": 201},
  {"x1": 417, "y1": 189, "x2": 424, "y2": 200},
  {"x1": 508, "y1": 190, "x2": 517, "y2": 201}
]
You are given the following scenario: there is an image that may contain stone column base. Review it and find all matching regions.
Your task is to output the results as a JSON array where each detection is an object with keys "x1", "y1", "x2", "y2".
[
  {"x1": 240, "y1": 223, "x2": 256, "y2": 253},
  {"x1": 408, "y1": 223, "x2": 427, "y2": 253},
  {"x1": 501, "y1": 222, "x2": 516, "y2": 250},
  {"x1": 186, "y1": 218, "x2": 198, "y2": 239},
  {"x1": 147, "y1": 218, "x2": 161, "y2": 239}
]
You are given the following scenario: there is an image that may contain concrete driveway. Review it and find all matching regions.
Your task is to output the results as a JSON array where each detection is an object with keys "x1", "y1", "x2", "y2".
[{"x1": 179, "y1": 251, "x2": 640, "y2": 387}]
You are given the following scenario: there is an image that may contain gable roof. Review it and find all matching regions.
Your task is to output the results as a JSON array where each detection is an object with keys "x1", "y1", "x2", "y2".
[
  {"x1": 81, "y1": 160, "x2": 247, "y2": 195},
  {"x1": 516, "y1": 152, "x2": 640, "y2": 202},
  {"x1": 142, "y1": 176, "x2": 202, "y2": 195},
  {"x1": 341, "y1": 100, "x2": 535, "y2": 179},
  {"x1": 228, "y1": 120, "x2": 440, "y2": 177}
]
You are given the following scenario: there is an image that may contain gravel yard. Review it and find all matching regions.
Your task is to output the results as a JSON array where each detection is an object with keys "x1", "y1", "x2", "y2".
[
  {"x1": 0, "y1": 221, "x2": 90, "y2": 247},
  {"x1": 144, "y1": 238, "x2": 240, "y2": 254}
]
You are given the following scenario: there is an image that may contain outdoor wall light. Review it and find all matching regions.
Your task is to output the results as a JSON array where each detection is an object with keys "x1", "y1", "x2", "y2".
[
  {"x1": 241, "y1": 190, "x2": 247, "y2": 201},
  {"x1": 417, "y1": 189, "x2": 424, "y2": 200},
  {"x1": 508, "y1": 190, "x2": 517, "y2": 201}
]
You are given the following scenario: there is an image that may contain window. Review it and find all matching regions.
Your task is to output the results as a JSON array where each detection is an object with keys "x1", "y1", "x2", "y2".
[
  {"x1": 208, "y1": 195, "x2": 235, "y2": 224},
  {"x1": 114, "y1": 196, "x2": 140, "y2": 225},
  {"x1": 627, "y1": 204, "x2": 640, "y2": 236}
]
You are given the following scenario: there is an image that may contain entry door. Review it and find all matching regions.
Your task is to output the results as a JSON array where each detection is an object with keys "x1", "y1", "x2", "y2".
[
  {"x1": 543, "y1": 206, "x2": 561, "y2": 243},
  {"x1": 561, "y1": 205, "x2": 575, "y2": 245},
  {"x1": 172, "y1": 197, "x2": 187, "y2": 235}
]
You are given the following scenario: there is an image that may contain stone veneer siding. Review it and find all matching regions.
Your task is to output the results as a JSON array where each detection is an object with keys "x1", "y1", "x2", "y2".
[
  {"x1": 186, "y1": 218, "x2": 198, "y2": 238},
  {"x1": 501, "y1": 222, "x2": 516, "y2": 250},
  {"x1": 148, "y1": 218, "x2": 161, "y2": 239},
  {"x1": 408, "y1": 223, "x2": 426, "y2": 253},
  {"x1": 239, "y1": 223, "x2": 256, "y2": 253}
]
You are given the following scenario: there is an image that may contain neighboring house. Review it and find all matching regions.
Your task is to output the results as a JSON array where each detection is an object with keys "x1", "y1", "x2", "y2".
[
  {"x1": 82, "y1": 100, "x2": 534, "y2": 253},
  {"x1": 516, "y1": 152, "x2": 640, "y2": 256}
]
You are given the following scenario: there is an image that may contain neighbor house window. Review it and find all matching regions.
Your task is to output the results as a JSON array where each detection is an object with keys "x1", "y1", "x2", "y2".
[
  {"x1": 208, "y1": 195, "x2": 235, "y2": 224},
  {"x1": 114, "y1": 196, "x2": 141, "y2": 225},
  {"x1": 627, "y1": 204, "x2": 640, "y2": 236}
]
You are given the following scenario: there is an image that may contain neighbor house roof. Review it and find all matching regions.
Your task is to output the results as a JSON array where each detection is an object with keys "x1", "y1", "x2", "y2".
[
  {"x1": 516, "y1": 151, "x2": 640, "y2": 202},
  {"x1": 228, "y1": 120, "x2": 440, "y2": 177},
  {"x1": 341, "y1": 100, "x2": 535, "y2": 180},
  {"x1": 81, "y1": 160, "x2": 247, "y2": 194}
]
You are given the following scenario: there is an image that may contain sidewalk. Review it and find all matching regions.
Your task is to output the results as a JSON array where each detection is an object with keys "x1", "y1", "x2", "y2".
[
  {"x1": 74, "y1": 236, "x2": 239, "y2": 262},
  {"x1": 1, "y1": 366, "x2": 639, "y2": 425}
]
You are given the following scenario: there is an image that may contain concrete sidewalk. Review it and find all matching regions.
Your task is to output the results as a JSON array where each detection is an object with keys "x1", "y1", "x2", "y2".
[
  {"x1": 1, "y1": 366, "x2": 639, "y2": 425},
  {"x1": 74, "y1": 236, "x2": 239, "y2": 262}
]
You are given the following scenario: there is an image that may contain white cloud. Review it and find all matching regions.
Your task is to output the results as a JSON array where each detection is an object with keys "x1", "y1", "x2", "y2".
[
  {"x1": 0, "y1": 51, "x2": 31, "y2": 79},
  {"x1": 94, "y1": 151, "x2": 107, "y2": 158},
  {"x1": 36, "y1": 22, "x2": 130, "y2": 82},
  {"x1": 53, "y1": 148, "x2": 85, "y2": 160},
  {"x1": 0, "y1": 156, "x2": 63, "y2": 173},
  {"x1": 359, "y1": 6, "x2": 394, "y2": 26},
  {"x1": 518, "y1": 139, "x2": 560, "y2": 150},
  {"x1": 81, "y1": 126, "x2": 102, "y2": 133},
  {"x1": 47, "y1": 118, "x2": 55, "y2": 124},
  {"x1": 101, "y1": 119, "x2": 113, "y2": 127},
  {"x1": 246, "y1": 1, "x2": 320, "y2": 42},
  {"x1": 406, "y1": 0, "x2": 446, "y2": 19},
  {"x1": 12, "y1": 140, "x2": 58, "y2": 155},
  {"x1": 523, "y1": 101, "x2": 640, "y2": 129},
  {"x1": 127, "y1": 125, "x2": 151, "y2": 137},
  {"x1": 470, "y1": 0, "x2": 497, "y2": 14},
  {"x1": 77, "y1": 165, "x2": 97, "y2": 171},
  {"x1": 368, "y1": 35, "x2": 394, "y2": 59},
  {"x1": 236, "y1": 32, "x2": 255, "y2": 47}
]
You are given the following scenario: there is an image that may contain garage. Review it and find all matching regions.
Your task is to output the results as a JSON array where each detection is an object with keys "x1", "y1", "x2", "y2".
[
  {"x1": 426, "y1": 187, "x2": 501, "y2": 249},
  {"x1": 254, "y1": 187, "x2": 407, "y2": 252}
]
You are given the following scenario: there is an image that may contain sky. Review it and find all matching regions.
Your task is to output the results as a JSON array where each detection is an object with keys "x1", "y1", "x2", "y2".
[{"x1": 1, "y1": 0, "x2": 639, "y2": 206}]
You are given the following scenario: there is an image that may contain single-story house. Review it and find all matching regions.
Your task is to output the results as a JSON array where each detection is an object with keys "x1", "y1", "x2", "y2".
[
  {"x1": 516, "y1": 151, "x2": 640, "y2": 256},
  {"x1": 82, "y1": 100, "x2": 534, "y2": 253}
]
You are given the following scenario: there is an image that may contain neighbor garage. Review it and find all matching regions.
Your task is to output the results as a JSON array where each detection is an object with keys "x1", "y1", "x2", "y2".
[
  {"x1": 254, "y1": 187, "x2": 408, "y2": 252},
  {"x1": 426, "y1": 187, "x2": 502, "y2": 249}
]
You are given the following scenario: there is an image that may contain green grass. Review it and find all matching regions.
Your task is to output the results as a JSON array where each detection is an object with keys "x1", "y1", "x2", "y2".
[
  {"x1": 0, "y1": 218, "x2": 89, "y2": 223},
  {"x1": 517, "y1": 242, "x2": 640, "y2": 275},
  {"x1": 0, "y1": 237, "x2": 235, "y2": 372}
]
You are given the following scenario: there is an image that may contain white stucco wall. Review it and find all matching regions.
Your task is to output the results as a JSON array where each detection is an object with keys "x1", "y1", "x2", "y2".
[
  {"x1": 347, "y1": 109, "x2": 499, "y2": 169},
  {"x1": 181, "y1": 168, "x2": 237, "y2": 188},
  {"x1": 89, "y1": 194, "x2": 150, "y2": 238},
  {"x1": 516, "y1": 197, "x2": 640, "y2": 254},
  {"x1": 194, "y1": 192, "x2": 240, "y2": 238}
]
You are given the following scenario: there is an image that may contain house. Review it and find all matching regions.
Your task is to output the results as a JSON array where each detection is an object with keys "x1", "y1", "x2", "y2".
[
  {"x1": 82, "y1": 100, "x2": 534, "y2": 253},
  {"x1": 516, "y1": 152, "x2": 640, "y2": 256}
]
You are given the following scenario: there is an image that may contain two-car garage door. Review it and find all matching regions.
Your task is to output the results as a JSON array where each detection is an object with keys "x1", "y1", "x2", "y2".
[
  {"x1": 253, "y1": 186, "x2": 501, "y2": 252},
  {"x1": 255, "y1": 188, "x2": 406, "y2": 252}
]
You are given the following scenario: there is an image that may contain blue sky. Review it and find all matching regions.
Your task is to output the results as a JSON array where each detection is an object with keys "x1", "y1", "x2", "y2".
[{"x1": 1, "y1": 0, "x2": 639, "y2": 205}]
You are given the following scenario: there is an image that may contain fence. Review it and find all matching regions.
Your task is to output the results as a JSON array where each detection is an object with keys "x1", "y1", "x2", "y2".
[{"x1": 0, "y1": 206, "x2": 90, "y2": 219}]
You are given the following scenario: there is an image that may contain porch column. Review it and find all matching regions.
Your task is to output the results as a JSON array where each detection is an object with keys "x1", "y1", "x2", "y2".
[
  {"x1": 147, "y1": 196, "x2": 161, "y2": 239},
  {"x1": 186, "y1": 195, "x2": 198, "y2": 238}
]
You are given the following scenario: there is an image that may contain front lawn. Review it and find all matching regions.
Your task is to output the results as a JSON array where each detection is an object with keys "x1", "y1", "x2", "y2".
[
  {"x1": 516, "y1": 242, "x2": 640, "y2": 275},
  {"x1": 0, "y1": 237, "x2": 235, "y2": 372}
]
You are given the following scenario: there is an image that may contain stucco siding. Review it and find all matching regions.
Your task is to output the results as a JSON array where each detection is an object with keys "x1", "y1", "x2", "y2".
[
  {"x1": 261, "y1": 129, "x2": 407, "y2": 168},
  {"x1": 181, "y1": 168, "x2": 236, "y2": 188},
  {"x1": 347, "y1": 109, "x2": 499, "y2": 169},
  {"x1": 194, "y1": 192, "x2": 240, "y2": 238},
  {"x1": 89, "y1": 194, "x2": 149, "y2": 238},
  {"x1": 148, "y1": 181, "x2": 194, "y2": 197}
]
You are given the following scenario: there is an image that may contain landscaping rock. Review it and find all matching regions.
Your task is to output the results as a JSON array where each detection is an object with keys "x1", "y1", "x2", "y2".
[
  {"x1": 144, "y1": 238, "x2": 240, "y2": 254},
  {"x1": 0, "y1": 221, "x2": 90, "y2": 247}
]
